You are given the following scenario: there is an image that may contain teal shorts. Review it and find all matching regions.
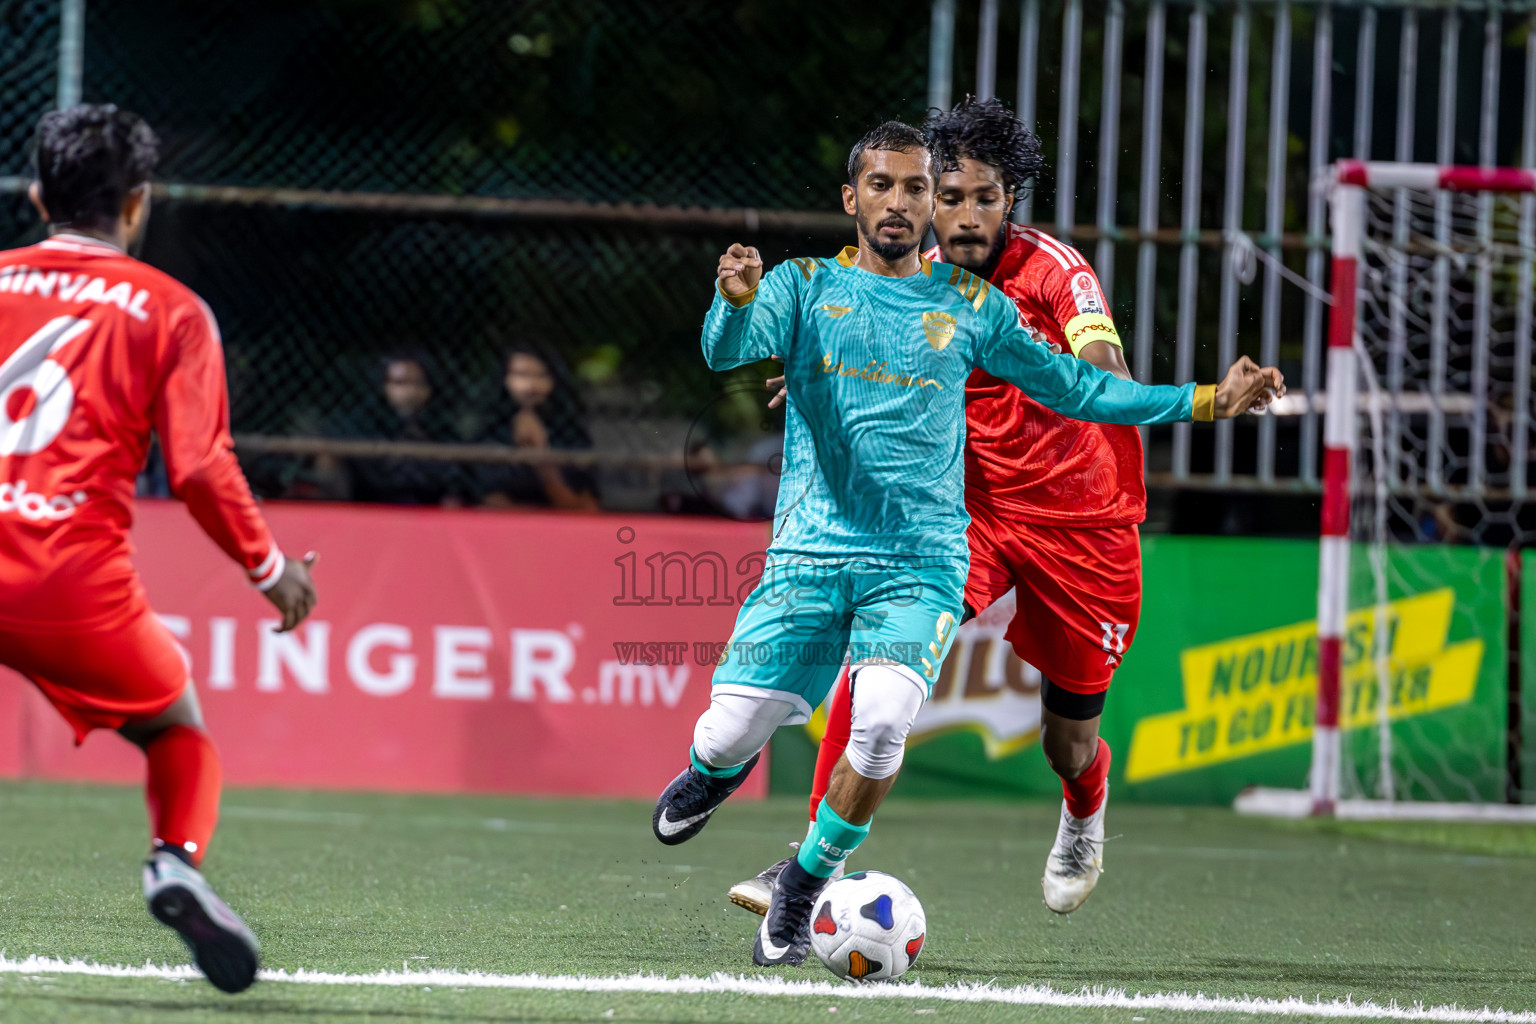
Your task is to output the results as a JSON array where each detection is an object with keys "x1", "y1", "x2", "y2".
[{"x1": 709, "y1": 556, "x2": 966, "y2": 722}]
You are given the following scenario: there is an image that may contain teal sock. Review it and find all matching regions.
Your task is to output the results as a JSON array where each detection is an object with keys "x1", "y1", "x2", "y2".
[
  {"x1": 689, "y1": 746, "x2": 747, "y2": 779},
  {"x1": 796, "y1": 798, "x2": 871, "y2": 878}
]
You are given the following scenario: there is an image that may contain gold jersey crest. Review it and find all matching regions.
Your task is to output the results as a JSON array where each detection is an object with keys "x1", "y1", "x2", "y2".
[{"x1": 922, "y1": 311, "x2": 957, "y2": 351}]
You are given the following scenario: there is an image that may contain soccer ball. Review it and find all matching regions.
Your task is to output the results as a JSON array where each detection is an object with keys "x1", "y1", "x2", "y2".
[{"x1": 809, "y1": 870, "x2": 926, "y2": 982}]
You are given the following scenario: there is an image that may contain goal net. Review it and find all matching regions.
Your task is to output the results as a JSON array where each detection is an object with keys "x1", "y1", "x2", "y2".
[{"x1": 1240, "y1": 160, "x2": 1536, "y2": 821}]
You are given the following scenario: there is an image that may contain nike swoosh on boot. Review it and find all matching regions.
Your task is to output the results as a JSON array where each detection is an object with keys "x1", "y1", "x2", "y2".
[{"x1": 656, "y1": 808, "x2": 713, "y2": 837}]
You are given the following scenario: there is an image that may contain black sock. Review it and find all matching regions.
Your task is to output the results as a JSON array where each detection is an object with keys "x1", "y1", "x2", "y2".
[{"x1": 779, "y1": 856, "x2": 822, "y2": 894}]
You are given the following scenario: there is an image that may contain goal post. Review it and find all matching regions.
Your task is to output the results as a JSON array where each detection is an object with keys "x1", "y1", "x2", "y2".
[{"x1": 1239, "y1": 159, "x2": 1536, "y2": 822}]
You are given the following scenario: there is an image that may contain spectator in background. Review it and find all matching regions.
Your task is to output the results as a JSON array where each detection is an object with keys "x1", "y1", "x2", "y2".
[
  {"x1": 346, "y1": 352, "x2": 467, "y2": 505},
  {"x1": 719, "y1": 433, "x2": 783, "y2": 520},
  {"x1": 478, "y1": 339, "x2": 599, "y2": 511},
  {"x1": 659, "y1": 434, "x2": 783, "y2": 520},
  {"x1": 660, "y1": 439, "x2": 730, "y2": 516}
]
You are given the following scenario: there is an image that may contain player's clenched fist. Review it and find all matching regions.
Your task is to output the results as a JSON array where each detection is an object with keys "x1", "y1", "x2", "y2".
[
  {"x1": 1214, "y1": 355, "x2": 1286, "y2": 417},
  {"x1": 718, "y1": 243, "x2": 763, "y2": 296}
]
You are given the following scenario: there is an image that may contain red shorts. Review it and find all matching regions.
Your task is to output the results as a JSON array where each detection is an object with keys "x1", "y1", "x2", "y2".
[
  {"x1": 0, "y1": 602, "x2": 189, "y2": 744},
  {"x1": 965, "y1": 501, "x2": 1142, "y2": 694}
]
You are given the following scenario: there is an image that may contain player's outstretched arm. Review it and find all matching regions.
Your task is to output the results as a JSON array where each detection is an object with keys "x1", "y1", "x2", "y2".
[
  {"x1": 1076, "y1": 343, "x2": 1282, "y2": 416},
  {"x1": 1076, "y1": 339, "x2": 1133, "y2": 380},
  {"x1": 976, "y1": 296, "x2": 1283, "y2": 424},
  {"x1": 702, "y1": 245, "x2": 798, "y2": 371},
  {"x1": 155, "y1": 301, "x2": 319, "y2": 622}
]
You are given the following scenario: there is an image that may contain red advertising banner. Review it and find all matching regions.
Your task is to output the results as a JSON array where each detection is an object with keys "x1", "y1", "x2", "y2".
[{"x1": 0, "y1": 501, "x2": 771, "y2": 799}]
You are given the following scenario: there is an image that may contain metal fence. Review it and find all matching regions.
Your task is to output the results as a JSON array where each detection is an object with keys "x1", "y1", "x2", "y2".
[
  {"x1": 2, "y1": 0, "x2": 1535, "y2": 519},
  {"x1": 936, "y1": 0, "x2": 1536, "y2": 498}
]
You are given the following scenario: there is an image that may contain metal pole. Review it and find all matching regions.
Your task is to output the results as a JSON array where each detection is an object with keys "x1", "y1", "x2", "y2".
[
  {"x1": 1516, "y1": 17, "x2": 1536, "y2": 500},
  {"x1": 929, "y1": 0, "x2": 957, "y2": 115},
  {"x1": 1314, "y1": 182, "x2": 1365, "y2": 815},
  {"x1": 1057, "y1": 0, "x2": 1084, "y2": 237},
  {"x1": 977, "y1": 0, "x2": 1000, "y2": 102},
  {"x1": 1387, "y1": 8, "x2": 1418, "y2": 489},
  {"x1": 57, "y1": 0, "x2": 85, "y2": 109},
  {"x1": 1354, "y1": 5, "x2": 1376, "y2": 160},
  {"x1": 1470, "y1": 13, "x2": 1500, "y2": 492},
  {"x1": 1134, "y1": 0, "x2": 1167, "y2": 394},
  {"x1": 1428, "y1": 8, "x2": 1459, "y2": 493},
  {"x1": 1357, "y1": 6, "x2": 1389, "y2": 800},
  {"x1": 1016, "y1": 0, "x2": 1041, "y2": 223},
  {"x1": 1095, "y1": 0, "x2": 1126, "y2": 299},
  {"x1": 1215, "y1": 2, "x2": 1251, "y2": 483},
  {"x1": 1512, "y1": 12, "x2": 1536, "y2": 809},
  {"x1": 1301, "y1": 4, "x2": 1333, "y2": 485},
  {"x1": 1173, "y1": 2, "x2": 1208, "y2": 480},
  {"x1": 1259, "y1": 1, "x2": 1292, "y2": 484}
]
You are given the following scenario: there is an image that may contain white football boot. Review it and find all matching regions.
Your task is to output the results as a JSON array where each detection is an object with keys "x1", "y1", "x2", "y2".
[
  {"x1": 1041, "y1": 789, "x2": 1106, "y2": 914},
  {"x1": 143, "y1": 849, "x2": 260, "y2": 993}
]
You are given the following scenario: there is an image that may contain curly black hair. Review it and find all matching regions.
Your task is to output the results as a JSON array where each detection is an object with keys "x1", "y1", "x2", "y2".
[
  {"x1": 32, "y1": 104, "x2": 159, "y2": 230},
  {"x1": 923, "y1": 96, "x2": 1045, "y2": 195},
  {"x1": 846, "y1": 120, "x2": 930, "y2": 185}
]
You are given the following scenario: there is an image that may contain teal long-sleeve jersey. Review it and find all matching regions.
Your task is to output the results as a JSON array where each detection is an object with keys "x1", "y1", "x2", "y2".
[{"x1": 702, "y1": 247, "x2": 1203, "y2": 562}]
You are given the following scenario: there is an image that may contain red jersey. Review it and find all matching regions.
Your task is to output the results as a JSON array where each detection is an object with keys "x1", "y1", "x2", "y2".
[
  {"x1": 928, "y1": 224, "x2": 1146, "y2": 526},
  {"x1": 0, "y1": 234, "x2": 280, "y2": 630}
]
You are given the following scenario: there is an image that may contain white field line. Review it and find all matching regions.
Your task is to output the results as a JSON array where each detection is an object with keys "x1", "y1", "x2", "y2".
[{"x1": 0, "y1": 956, "x2": 1533, "y2": 1022}]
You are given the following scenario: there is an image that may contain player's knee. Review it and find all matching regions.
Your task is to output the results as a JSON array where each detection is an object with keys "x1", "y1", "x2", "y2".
[
  {"x1": 1043, "y1": 731, "x2": 1099, "y2": 781},
  {"x1": 691, "y1": 711, "x2": 757, "y2": 770},
  {"x1": 117, "y1": 684, "x2": 205, "y2": 751},
  {"x1": 691, "y1": 694, "x2": 777, "y2": 771},
  {"x1": 844, "y1": 664, "x2": 925, "y2": 781},
  {"x1": 1039, "y1": 677, "x2": 1105, "y2": 779}
]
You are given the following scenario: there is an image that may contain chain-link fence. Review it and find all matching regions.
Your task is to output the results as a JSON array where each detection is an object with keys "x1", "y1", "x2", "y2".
[
  {"x1": 5, "y1": 0, "x2": 1536, "y2": 524},
  {"x1": 0, "y1": 0, "x2": 928, "y2": 513},
  {"x1": 144, "y1": 200, "x2": 848, "y2": 510},
  {"x1": 76, "y1": 0, "x2": 928, "y2": 208}
]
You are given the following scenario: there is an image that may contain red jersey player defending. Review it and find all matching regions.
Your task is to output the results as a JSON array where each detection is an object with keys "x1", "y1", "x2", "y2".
[
  {"x1": 1, "y1": 106, "x2": 317, "y2": 992},
  {"x1": 732, "y1": 97, "x2": 1188, "y2": 919}
]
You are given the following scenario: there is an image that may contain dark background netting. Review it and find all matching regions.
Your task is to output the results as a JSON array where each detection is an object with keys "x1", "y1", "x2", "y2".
[
  {"x1": 0, "y1": 0, "x2": 57, "y2": 173},
  {"x1": 76, "y1": 0, "x2": 927, "y2": 208},
  {"x1": 0, "y1": 0, "x2": 933, "y2": 510},
  {"x1": 144, "y1": 202, "x2": 839, "y2": 508},
  {"x1": 0, "y1": 0, "x2": 1532, "y2": 523}
]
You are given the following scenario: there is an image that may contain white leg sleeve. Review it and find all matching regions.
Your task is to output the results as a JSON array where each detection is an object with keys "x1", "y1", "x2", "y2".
[
  {"x1": 844, "y1": 664, "x2": 927, "y2": 780},
  {"x1": 692, "y1": 691, "x2": 798, "y2": 772}
]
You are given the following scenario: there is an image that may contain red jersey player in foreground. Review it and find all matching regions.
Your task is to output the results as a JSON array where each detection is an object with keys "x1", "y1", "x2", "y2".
[
  {"x1": 731, "y1": 97, "x2": 1168, "y2": 919},
  {"x1": 1, "y1": 106, "x2": 317, "y2": 992}
]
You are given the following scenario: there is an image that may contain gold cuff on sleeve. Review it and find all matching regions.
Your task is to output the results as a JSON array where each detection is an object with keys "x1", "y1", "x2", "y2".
[
  {"x1": 1193, "y1": 383, "x2": 1216, "y2": 422},
  {"x1": 719, "y1": 280, "x2": 758, "y2": 308},
  {"x1": 1062, "y1": 313, "x2": 1123, "y2": 357}
]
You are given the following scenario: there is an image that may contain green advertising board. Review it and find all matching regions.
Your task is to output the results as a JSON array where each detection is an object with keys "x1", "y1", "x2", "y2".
[{"x1": 770, "y1": 536, "x2": 1509, "y2": 805}]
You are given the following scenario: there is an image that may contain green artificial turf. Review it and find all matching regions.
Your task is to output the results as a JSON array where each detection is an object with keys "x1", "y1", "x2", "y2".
[
  {"x1": 0, "y1": 780, "x2": 1533, "y2": 1023},
  {"x1": 1294, "y1": 817, "x2": 1536, "y2": 859}
]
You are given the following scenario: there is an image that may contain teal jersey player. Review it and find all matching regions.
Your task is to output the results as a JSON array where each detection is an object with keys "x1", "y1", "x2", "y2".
[
  {"x1": 652, "y1": 121, "x2": 1282, "y2": 970},
  {"x1": 702, "y1": 244, "x2": 1200, "y2": 564}
]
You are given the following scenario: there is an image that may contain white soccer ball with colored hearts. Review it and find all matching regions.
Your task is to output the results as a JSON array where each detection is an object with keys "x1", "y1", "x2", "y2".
[{"x1": 809, "y1": 870, "x2": 926, "y2": 982}]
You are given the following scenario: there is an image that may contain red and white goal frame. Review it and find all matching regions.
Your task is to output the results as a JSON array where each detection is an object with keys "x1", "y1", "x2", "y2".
[{"x1": 1243, "y1": 159, "x2": 1536, "y2": 822}]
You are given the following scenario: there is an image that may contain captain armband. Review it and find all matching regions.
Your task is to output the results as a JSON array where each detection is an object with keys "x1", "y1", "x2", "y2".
[{"x1": 1061, "y1": 314, "x2": 1123, "y2": 358}]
